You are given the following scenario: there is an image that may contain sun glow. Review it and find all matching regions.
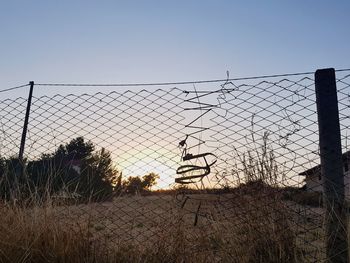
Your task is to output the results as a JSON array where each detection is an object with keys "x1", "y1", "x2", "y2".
[{"x1": 117, "y1": 148, "x2": 180, "y2": 190}]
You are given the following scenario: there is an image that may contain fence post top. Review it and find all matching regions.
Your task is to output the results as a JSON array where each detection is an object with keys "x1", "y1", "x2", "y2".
[{"x1": 315, "y1": 68, "x2": 335, "y2": 75}]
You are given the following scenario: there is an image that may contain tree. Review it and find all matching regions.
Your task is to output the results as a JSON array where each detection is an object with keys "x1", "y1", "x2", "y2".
[
  {"x1": 64, "y1": 137, "x2": 95, "y2": 160},
  {"x1": 79, "y1": 147, "x2": 119, "y2": 200},
  {"x1": 26, "y1": 137, "x2": 119, "y2": 201},
  {"x1": 0, "y1": 156, "x2": 26, "y2": 200},
  {"x1": 123, "y1": 176, "x2": 143, "y2": 195},
  {"x1": 142, "y1": 172, "x2": 160, "y2": 190},
  {"x1": 123, "y1": 172, "x2": 160, "y2": 195}
]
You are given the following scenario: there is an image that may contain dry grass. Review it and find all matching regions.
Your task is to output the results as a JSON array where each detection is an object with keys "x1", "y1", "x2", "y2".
[
  {"x1": 0, "y1": 201, "x2": 109, "y2": 263},
  {"x1": 0, "y1": 186, "x2": 308, "y2": 263}
]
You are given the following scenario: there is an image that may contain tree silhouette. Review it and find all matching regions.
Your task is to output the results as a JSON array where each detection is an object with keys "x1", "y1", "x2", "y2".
[
  {"x1": 142, "y1": 172, "x2": 160, "y2": 190},
  {"x1": 123, "y1": 172, "x2": 159, "y2": 195},
  {"x1": 1, "y1": 137, "x2": 161, "y2": 201},
  {"x1": 26, "y1": 137, "x2": 119, "y2": 201},
  {"x1": 0, "y1": 156, "x2": 26, "y2": 200},
  {"x1": 123, "y1": 176, "x2": 143, "y2": 194}
]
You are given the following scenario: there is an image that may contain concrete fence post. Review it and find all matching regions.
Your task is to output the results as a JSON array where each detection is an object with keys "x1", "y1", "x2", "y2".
[{"x1": 315, "y1": 68, "x2": 348, "y2": 262}]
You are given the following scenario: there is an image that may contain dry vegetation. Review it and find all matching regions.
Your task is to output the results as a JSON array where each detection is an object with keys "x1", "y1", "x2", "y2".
[
  {"x1": 0, "y1": 183, "x2": 316, "y2": 263},
  {"x1": 0, "y1": 133, "x2": 328, "y2": 262}
]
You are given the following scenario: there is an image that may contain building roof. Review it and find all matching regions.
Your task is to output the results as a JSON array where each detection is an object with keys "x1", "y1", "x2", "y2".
[
  {"x1": 299, "y1": 151, "x2": 350, "y2": 177},
  {"x1": 299, "y1": 165, "x2": 321, "y2": 176}
]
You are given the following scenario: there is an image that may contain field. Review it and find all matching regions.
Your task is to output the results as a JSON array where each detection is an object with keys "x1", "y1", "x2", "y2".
[{"x1": 0, "y1": 186, "x2": 328, "y2": 263}]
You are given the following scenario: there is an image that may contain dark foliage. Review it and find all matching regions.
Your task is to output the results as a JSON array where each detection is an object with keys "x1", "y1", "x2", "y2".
[
  {"x1": 0, "y1": 137, "x2": 120, "y2": 202},
  {"x1": 122, "y1": 172, "x2": 159, "y2": 195}
]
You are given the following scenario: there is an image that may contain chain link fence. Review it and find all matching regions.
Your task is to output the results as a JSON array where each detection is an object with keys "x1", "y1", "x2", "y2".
[{"x1": 0, "y1": 69, "x2": 350, "y2": 262}]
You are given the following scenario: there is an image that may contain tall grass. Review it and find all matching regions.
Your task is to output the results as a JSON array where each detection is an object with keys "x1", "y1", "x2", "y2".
[
  {"x1": 0, "y1": 193, "x2": 303, "y2": 263},
  {"x1": 0, "y1": 193, "x2": 305, "y2": 261}
]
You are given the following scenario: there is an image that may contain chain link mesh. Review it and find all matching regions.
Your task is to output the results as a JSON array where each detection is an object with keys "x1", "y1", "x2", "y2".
[{"x1": 1, "y1": 71, "x2": 350, "y2": 262}]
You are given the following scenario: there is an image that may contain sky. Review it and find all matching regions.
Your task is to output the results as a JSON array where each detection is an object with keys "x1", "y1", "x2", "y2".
[
  {"x1": 0, "y1": 1, "x2": 349, "y2": 188},
  {"x1": 0, "y1": 0, "x2": 349, "y2": 98}
]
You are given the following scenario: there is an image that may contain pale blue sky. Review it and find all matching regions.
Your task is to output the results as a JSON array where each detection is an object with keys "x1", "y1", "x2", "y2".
[{"x1": 0, "y1": 0, "x2": 349, "y2": 97}]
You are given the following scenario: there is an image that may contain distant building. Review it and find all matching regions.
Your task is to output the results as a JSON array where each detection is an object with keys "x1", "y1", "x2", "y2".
[{"x1": 299, "y1": 151, "x2": 350, "y2": 198}]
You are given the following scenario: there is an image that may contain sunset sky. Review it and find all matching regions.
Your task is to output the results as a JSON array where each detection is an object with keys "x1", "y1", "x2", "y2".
[
  {"x1": 0, "y1": 1, "x2": 349, "y2": 189},
  {"x1": 0, "y1": 1, "x2": 349, "y2": 97}
]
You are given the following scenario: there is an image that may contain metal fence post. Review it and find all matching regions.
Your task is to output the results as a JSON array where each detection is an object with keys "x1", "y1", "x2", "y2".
[
  {"x1": 315, "y1": 68, "x2": 348, "y2": 262},
  {"x1": 18, "y1": 81, "x2": 34, "y2": 164}
]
